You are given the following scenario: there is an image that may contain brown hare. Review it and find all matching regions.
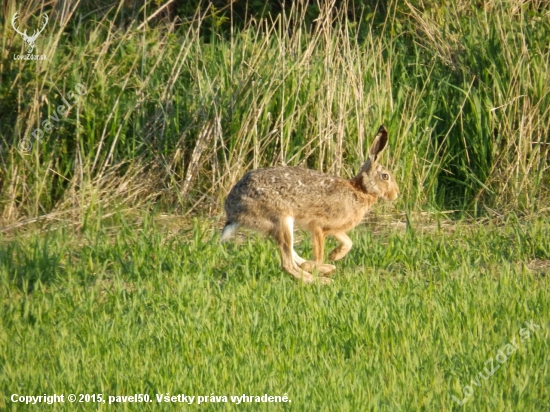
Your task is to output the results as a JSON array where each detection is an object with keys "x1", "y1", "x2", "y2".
[{"x1": 221, "y1": 125, "x2": 399, "y2": 284}]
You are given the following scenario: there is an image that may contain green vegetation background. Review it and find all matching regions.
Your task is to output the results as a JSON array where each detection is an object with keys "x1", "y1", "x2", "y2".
[{"x1": 1, "y1": 0, "x2": 548, "y2": 224}]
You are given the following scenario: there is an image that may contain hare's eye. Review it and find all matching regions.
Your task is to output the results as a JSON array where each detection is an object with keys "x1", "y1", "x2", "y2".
[{"x1": 381, "y1": 173, "x2": 390, "y2": 181}]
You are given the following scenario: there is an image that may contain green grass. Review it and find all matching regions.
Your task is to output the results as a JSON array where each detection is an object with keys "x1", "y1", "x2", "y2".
[{"x1": 1, "y1": 216, "x2": 549, "y2": 410}]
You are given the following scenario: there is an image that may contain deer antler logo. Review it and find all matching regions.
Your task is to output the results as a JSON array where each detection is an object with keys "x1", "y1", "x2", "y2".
[{"x1": 11, "y1": 11, "x2": 49, "y2": 54}]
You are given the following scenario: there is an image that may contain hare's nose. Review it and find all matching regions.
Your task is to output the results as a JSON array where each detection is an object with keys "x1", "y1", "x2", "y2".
[{"x1": 391, "y1": 187, "x2": 399, "y2": 200}]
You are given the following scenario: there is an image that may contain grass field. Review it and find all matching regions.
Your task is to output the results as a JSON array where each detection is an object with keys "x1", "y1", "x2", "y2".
[{"x1": 1, "y1": 215, "x2": 549, "y2": 410}]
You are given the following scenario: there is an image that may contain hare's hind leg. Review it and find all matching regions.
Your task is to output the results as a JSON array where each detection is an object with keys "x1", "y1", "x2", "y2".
[
  {"x1": 272, "y1": 217, "x2": 314, "y2": 283},
  {"x1": 273, "y1": 217, "x2": 331, "y2": 284},
  {"x1": 328, "y1": 232, "x2": 353, "y2": 261},
  {"x1": 292, "y1": 249, "x2": 306, "y2": 266}
]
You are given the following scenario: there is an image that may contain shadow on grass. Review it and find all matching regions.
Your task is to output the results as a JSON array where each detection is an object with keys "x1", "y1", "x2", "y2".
[{"x1": 0, "y1": 235, "x2": 68, "y2": 293}]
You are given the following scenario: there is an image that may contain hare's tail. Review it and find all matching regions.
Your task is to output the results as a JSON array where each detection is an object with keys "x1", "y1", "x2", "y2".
[{"x1": 220, "y1": 221, "x2": 239, "y2": 242}]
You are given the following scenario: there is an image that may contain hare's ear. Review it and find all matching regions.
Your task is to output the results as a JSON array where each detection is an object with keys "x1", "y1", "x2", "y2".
[{"x1": 368, "y1": 125, "x2": 388, "y2": 163}]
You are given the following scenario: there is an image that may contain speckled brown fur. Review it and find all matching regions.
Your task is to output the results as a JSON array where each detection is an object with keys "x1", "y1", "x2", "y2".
[{"x1": 221, "y1": 125, "x2": 399, "y2": 284}]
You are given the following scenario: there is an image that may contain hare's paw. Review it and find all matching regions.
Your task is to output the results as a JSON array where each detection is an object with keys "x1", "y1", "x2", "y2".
[
  {"x1": 282, "y1": 264, "x2": 316, "y2": 284},
  {"x1": 289, "y1": 264, "x2": 333, "y2": 285},
  {"x1": 317, "y1": 276, "x2": 334, "y2": 285},
  {"x1": 298, "y1": 261, "x2": 316, "y2": 272},
  {"x1": 299, "y1": 261, "x2": 336, "y2": 276},
  {"x1": 283, "y1": 265, "x2": 332, "y2": 284},
  {"x1": 317, "y1": 263, "x2": 336, "y2": 276}
]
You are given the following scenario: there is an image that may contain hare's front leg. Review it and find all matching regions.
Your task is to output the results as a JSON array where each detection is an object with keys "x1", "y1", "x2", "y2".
[
  {"x1": 298, "y1": 226, "x2": 336, "y2": 276},
  {"x1": 328, "y1": 232, "x2": 353, "y2": 261}
]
